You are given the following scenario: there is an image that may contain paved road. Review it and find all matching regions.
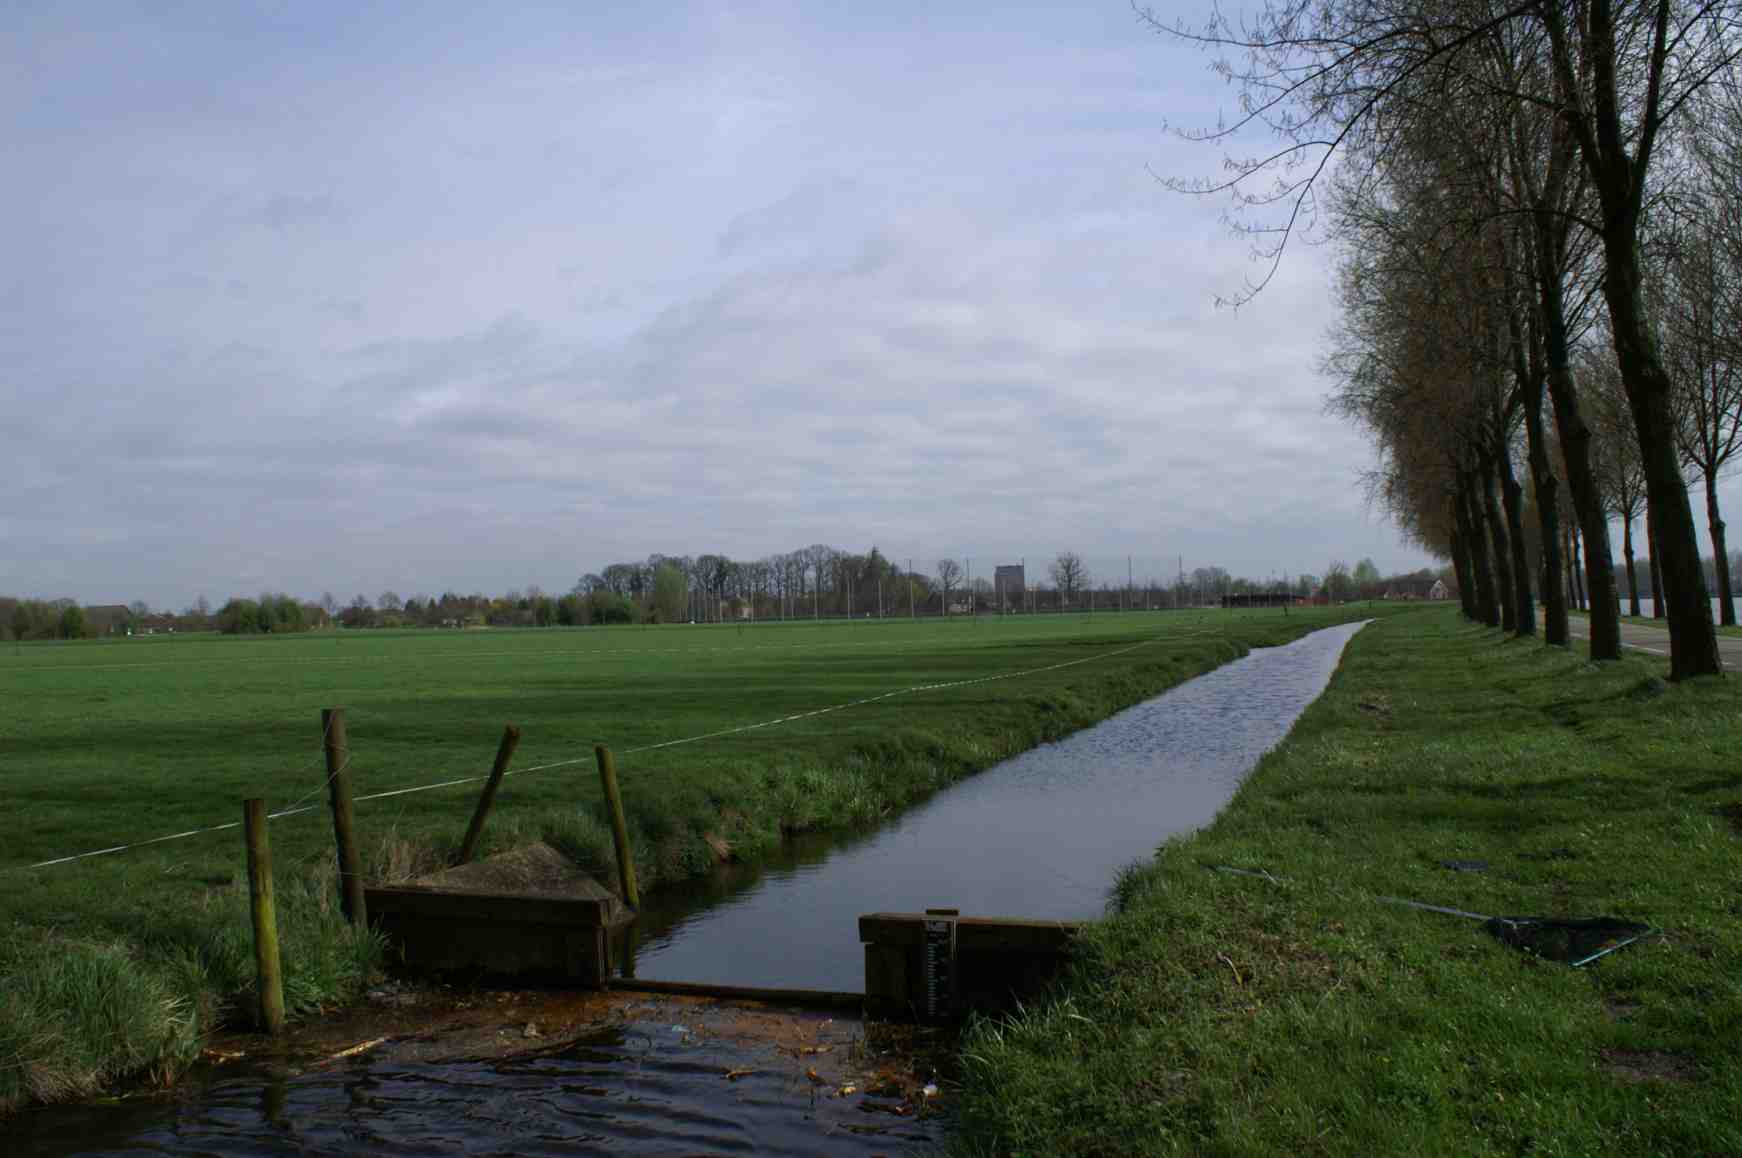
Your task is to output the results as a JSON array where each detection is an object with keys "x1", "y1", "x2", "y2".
[{"x1": 1560, "y1": 613, "x2": 1742, "y2": 670}]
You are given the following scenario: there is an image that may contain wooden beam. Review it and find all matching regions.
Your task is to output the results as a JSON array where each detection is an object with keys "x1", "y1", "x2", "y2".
[
  {"x1": 365, "y1": 886, "x2": 611, "y2": 928},
  {"x1": 613, "y1": 977, "x2": 864, "y2": 1010},
  {"x1": 858, "y1": 913, "x2": 1082, "y2": 953}
]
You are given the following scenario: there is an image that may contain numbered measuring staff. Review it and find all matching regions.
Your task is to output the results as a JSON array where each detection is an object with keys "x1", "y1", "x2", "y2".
[{"x1": 922, "y1": 908, "x2": 959, "y2": 1021}]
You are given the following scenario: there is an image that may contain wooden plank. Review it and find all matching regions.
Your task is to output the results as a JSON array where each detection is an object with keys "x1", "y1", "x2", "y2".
[
  {"x1": 612, "y1": 978, "x2": 864, "y2": 1010},
  {"x1": 863, "y1": 943, "x2": 913, "y2": 1020},
  {"x1": 366, "y1": 886, "x2": 611, "y2": 928},
  {"x1": 858, "y1": 913, "x2": 1082, "y2": 954}
]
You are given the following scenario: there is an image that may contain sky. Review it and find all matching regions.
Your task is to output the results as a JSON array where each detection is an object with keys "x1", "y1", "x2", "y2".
[{"x1": 0, "y1": 0, "x2": 1574, "y2": 609}]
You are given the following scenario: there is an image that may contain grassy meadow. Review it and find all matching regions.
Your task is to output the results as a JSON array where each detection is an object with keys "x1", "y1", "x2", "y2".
[
  {"x1": 958, "y1": 607, "x2": 1742, "y2": 1156},
  {"x1": 1, "y1": 606, "x2": 1382, "y2": 1111}
]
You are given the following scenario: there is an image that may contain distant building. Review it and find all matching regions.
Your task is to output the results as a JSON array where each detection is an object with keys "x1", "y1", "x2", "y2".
[
  {"x1": 994, "y1": 564, "x2": 1026, "y2": 611},
  {"x1": 83, "y1": 605, "x2": 131, "y2": 635},
  {"x1": 1428, "y1": 578, "x2": 1450, "y2": 601}
]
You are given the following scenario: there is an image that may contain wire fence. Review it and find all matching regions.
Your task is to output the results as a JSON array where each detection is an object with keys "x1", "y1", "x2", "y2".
[{"x1": 15, "y1": 627, "x2": 1175, "y2": 875}]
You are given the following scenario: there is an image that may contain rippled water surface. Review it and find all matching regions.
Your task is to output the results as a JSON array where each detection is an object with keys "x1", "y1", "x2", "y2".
[
  {"x1": 15, "y1": 621, "x2": 1366, "y2": 1156},
  {"x1": 625, "y1": 620, "x2": 1368, "y2": 989},
  {"x1": 14, "y1": 1000, "x2": 937, "y2": 1157}
]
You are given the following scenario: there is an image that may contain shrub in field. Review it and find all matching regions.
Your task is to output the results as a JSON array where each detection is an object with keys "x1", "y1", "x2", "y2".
[
  {"x1": 587, "y1": 591, "x2": 636, "y2": 624},
  {"x1": 57, "y1": 604, "x2": 86, "y2": 640}
]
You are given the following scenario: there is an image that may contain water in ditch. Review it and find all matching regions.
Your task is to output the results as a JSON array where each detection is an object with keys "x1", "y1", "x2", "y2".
[
  {"x1": 11, "y1": 620, "x2": 1366, "y2": 1156},
  {"x1": 620, "y1": 619, "x2": 1368, "y2": 989}
]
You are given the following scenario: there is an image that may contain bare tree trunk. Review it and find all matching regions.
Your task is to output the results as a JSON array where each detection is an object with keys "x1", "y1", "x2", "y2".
[
  {"x1": 1498, "y1": 445, "x2": 1535, "y2": 635},
  {"x1": 1450, "y1": 527, "x2": 1478, "y2": 621},
  {"x1": 1463, "y1": 476, "x2": 1500, "y2": 628},
  {"x1": 1524, "y1": 382, "x2": 1568, "y2": 643},
  {"x1": 1545, "y1": 369, "x2": 1620, "y2": 653},
  {"x1": 1706, "y1": 475, "x2": 1736, "y2": 628},
  {"x1": 1536, "y1": 239, "x2": 1619, "y2": 653},
  {"x1": 1618, "y1": 318, "x2": 1718, "y2": 669},
  {"x1": 1481, "y1": 458, "x2": 1517, "y2": 633}
]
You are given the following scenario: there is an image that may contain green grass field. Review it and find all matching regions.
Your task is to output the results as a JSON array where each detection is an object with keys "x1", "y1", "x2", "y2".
[
  {"x1": 1, "y1": 606, "x2": 1383, "y2": 1111},
  {"x1": 958, "y1": 607, "x2": 1742, "y2": 1155}
]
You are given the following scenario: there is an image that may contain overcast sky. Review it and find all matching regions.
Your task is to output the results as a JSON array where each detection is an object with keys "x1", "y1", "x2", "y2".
[{"x1": 6, "y1": 1, "x2": 1647, "y2": 609}]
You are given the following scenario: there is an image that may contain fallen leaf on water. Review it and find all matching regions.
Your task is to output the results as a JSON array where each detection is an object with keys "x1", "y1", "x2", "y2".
[
  {"x1": 837, "y1": 1084, "x2": 858, "y2": 1097},
  {"x1": 799, "y1": 1044, "x2": 833, "y2": 1055},
  {"x1": 806, "y1": 1067, "x2": 827, "y2": 1085},
  {"x1": 725, "y1": 1068, "x2": 755, "y2": 1081}
]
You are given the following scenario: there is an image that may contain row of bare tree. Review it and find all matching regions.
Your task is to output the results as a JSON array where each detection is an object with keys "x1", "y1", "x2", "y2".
[{"x1": 1155, "y1": 0, "x2": 1740, "y2": 677}]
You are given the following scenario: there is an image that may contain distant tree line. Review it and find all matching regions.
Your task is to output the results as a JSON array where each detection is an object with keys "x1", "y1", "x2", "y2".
[
  {"x1": 1, "y1": 598, "x2": 89, "y2": 641},
  {"x1": 1, "y1": 548, "x2": 1481, "y2": 642}
]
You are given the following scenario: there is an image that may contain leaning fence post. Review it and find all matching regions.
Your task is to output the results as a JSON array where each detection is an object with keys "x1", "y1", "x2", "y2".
[
  {"x1": 322, "y1": 707, "x2": 367, "y2": 926},
  {"x1": 242, "y1": 798, "x2": 285, "y2": 1034},
  {"x1": 458, "y1": 724, "x2": 521, "y2": 864},
  {"x1": 594, "y1": 744, "x2": 640, "y2": 909}
]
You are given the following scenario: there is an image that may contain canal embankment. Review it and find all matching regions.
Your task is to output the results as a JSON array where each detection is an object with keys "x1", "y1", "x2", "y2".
[
  {"x1": 1, "y1": 608, "x2": 1385, "y2": 1119},
  {"x1": 957, "y1": 607, "x2": 1742, "y2": 1155}
]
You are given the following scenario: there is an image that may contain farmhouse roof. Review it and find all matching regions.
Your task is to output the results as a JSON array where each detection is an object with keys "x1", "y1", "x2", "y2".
[{"x1": 83, "y1": 604, "x2": 131, "y2": 631}]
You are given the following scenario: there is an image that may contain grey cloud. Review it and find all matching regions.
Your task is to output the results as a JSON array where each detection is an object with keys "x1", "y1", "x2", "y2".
[
  {"x1": 1, "y1": 3, "x2": 1472, "y2": 607},
  {"x1": 716, "y1": 177, "x2": 864, "y2": 256},
  {"x1": 249, "y1": 193, "x2": 345, "y2": 231}
]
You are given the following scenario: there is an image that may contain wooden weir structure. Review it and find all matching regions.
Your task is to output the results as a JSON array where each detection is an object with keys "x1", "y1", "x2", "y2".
[
  {"x1": 249, "y1": 713, "x2": 1080, "y2": 1029},
  {"x1": 366, "y1": 883, "x2": 1081, "y2": 1023}
]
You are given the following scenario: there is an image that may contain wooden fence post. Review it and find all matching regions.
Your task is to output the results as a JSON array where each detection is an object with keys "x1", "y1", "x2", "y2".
[
  {"x1": 458, "y1": 724, "x2": 521, "y2": 864},
  {"x1": 322, "y1": 707, "x2": 367, "y2": 926},
  {"x1": 242, "y1": 798, "x2": 285, "y2": 1034},
  {"x1": 593, "y1": 744, "x2": 640, "y2": 909}
]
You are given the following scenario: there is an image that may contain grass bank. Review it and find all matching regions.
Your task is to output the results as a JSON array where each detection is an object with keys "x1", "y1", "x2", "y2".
[
  {"x1": 2, "y1": 607, "x2": 1388, "y2": 1113},
  {"x1": 957, "y1": 607, "x2": 1741, "y2": 1155}
]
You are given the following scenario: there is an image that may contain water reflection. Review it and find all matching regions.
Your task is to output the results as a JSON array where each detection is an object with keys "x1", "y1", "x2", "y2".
[{"x1": 626, "y1": 622, "x2": 1368, "y2": 991}]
